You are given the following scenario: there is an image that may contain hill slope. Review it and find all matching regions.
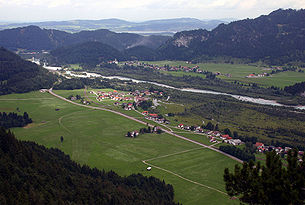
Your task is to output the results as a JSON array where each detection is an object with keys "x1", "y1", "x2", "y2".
[
  {"x1": 49, "y1": 41, "x2": 125, "y2": 65},
  {"x1": 159, "y1": 9, "x2": 305, "y2": 64},
  {"x1": 0, "y1": 47, "x2": 57, "y2": 95},
  {"x1": 0, "y1": 26, "x2": 169, "y2": 51},
  {"x1": 0, "y1": 127, "x2": 177, "y2": 204}
]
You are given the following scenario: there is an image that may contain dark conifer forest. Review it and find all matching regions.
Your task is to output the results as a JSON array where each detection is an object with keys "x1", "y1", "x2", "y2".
[
  {"x1": 0, "y1": 128, "x2": 177, "y2": 205},
  {"x1": 0, "y1": 47, "x2": 57, "y2": 95},
  {"x1": 0, "y1": 112, "x2": 32, "y2": 129}
]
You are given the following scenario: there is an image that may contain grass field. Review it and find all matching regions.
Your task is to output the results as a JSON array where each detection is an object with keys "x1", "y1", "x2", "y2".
[
  {"x1": 141, "y1": 61, "x2": 305, "y2": 88},
  {"x1": 0, "y1": 91, "x2": 239, "y2": 205}
]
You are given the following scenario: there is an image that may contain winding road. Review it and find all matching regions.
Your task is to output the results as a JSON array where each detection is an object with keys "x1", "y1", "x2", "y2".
[{"x1": 48, "y1": 88, "x2": 243, "y2": 164}]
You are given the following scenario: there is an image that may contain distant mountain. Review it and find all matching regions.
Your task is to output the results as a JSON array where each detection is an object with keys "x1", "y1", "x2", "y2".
[
  {"x1": 0, "y1": 128, "x2": 177, "y2": 204},
  {"x1": 0, "y1": 26, "x2": 170, "y2": 51},
  {"x1": 159, "y1": 9, "x2": 305, "y2": 65},
  {"x1": 50, "y1": 41, "x2": 125, "y2": 65},
  {"x1": 0, "y1": 18, "x2": 228, "y2": 34},
  {"x1": 0, "y1": 47, "x2": 57, "y2": 95}
]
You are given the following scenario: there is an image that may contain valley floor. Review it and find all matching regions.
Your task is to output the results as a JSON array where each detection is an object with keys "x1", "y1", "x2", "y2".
[{"x1": 0, "y1": 91, "x2": 240, "y2": 204}]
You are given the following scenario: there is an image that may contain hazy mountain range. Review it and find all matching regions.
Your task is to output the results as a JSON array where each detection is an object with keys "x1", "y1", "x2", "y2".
[
  {"x1": 0, "y1": 26, "x2": 170, "y2": 51},
  {"x1": 0, "y1": 18, "x2": 230, "y2": 35}
]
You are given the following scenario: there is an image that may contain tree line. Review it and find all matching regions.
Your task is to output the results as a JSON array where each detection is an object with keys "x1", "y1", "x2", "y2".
[
  {"x1": 224, "y1": 150, "x2": 305, "y2": 204},
  {"x1": 219, "y1": 145, "x2": 255, "y2": 162},
  {"x1": 0, "y1": 112, "x2": 32, "y2": 129}
]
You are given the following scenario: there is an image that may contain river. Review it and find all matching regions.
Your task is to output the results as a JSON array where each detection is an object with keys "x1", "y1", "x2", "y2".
[{"x1": 63, "y1": 71, "x2": 305, "y2": 110}]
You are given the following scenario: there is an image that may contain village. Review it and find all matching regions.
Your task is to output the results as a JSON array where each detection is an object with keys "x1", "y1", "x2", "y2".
[
  {"x1": 123, "y1": 61, "x2": 204, "y2": 73},
  {"x1": 69, "y1": 88, "x2": 304, "y2": 162}
]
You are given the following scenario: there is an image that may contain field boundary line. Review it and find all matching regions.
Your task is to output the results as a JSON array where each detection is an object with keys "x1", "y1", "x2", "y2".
[
  {"x1": 142, "y1": 160, "x2": 227, "y2": 195},
  {"x1": 58, "y1": 110, "x2": 94, "y2": 134},
  {"x1": 0, "y1": 98, "x2": 54, "y2": 100},
  {"x1": 143, "y1": 147, "x2": 205, "y2": 162}
]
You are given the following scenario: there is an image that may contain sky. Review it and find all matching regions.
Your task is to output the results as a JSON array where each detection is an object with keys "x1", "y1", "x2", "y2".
[{"x1": 0, "y1": 0, "x2": 304, "y2": 22}]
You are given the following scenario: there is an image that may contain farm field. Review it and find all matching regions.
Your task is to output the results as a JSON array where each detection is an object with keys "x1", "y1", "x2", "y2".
[
  {"x1": 141, "y1": 61, "x2": 305, "y2": 88},
  {"x1": 229, "y1": 71, "x2": 305, "y2": 88},
  {"x1": 0, "y1": 91, "x2": 239, "y2": 205}
]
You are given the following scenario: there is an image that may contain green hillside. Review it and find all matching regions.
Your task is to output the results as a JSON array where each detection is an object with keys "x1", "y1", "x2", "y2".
[{"x1": 0, "y1": 47, "x2": 57, "y2": 95}]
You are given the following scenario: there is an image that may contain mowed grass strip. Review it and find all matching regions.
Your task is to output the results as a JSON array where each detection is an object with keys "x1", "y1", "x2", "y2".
[{"x1": 0, "y1": 91, "x2": 238, "y2": 204}]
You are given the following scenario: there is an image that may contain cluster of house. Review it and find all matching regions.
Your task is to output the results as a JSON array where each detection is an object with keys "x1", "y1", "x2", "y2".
[
  {"x1": 142, "y1": 111, "x2": 170, "y2": 124},
  {"x1": 124, "y1": 61, "x2": 203, "y2": 73},
  {"x1": 107, "y1": 59, "x2": 119, "y2": 64},
  {"x1": 121, "y1": 103, "x2": 135, "y2": 110},
  {"x1": 214, "y1": 72, "x2": 232, "y2": 77},
  {"x1": 90, "y1": 90, "x2": 163, "y2": 111},
  {"x1": 91, "y1": 90, "x2": 163, "y2": 102},
  {"x1": 126, "y1": 126, "x2": 163, "y2": 138},
  {"x1": 177, "y1": 124, "x2": 203, "y2": 132},
  {"x1": 206, "y1": 131, "x2": 243, "y2": 145},
  {"x1": 91, "y1": 90, "x2": 134, "y2": 102},
  {"x1": 246, "y1": 73, "x2": 269, "y2": 78},
  {"x1": 255, "y1": 142, "x2": 304, "y2": 157}
]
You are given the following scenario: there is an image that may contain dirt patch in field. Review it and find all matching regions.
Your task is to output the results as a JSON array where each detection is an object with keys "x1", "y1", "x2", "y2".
[
  {"x1": 0, "y1": 108, "x2": 16, "y2": 111},
  {"x1": 24, "y1": 121, "x2": 47, "y2": 129}
]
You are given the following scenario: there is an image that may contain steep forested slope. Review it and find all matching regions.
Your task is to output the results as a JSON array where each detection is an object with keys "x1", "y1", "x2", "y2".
[
  {"x1": 0, "y1": 127, "x2": 177, "y2": 205},
  {"x1": 49, "y1": 41, "x2": 125, "y2": 65},
  {"x1": 0, "y1": 47, "x2": 57, "y2": 95}
]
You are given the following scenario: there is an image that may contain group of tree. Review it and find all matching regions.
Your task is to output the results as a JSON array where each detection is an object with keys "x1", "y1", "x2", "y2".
[
  {"x1": 138, "y1": 100, "x2": 153, "y2": 110},
  {"x1": 67, "y1": 94, "x2": 82, "y2": 100},
  {"x1": 284, "y1": 81, "x2": 305, "y2": 95},
  {"x1": 0, "y1": 112, "x2": 32, "y2": 129},
  {"x1": 0, "y1": 127, "x2": 178, "y2": 204},
  {"x1": 219, "y1": 145, "x2": 255, "y2": 162},
  {"x1": 0, "y1": 47, "x2": 57, "y2": 95},
  {"x1": 203, "y1": 122, "x2": 218, "y2": 131},
  {"x1": 224, "y1": 150, "x2": 305, "y2": 204}
]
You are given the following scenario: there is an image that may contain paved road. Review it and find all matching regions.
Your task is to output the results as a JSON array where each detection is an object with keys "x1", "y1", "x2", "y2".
[{"x1": 48, "y1": 89, "x2": 243, "y2": 164}]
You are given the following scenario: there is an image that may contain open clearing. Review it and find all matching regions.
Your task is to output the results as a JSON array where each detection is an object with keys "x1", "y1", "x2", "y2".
[{"x1": 0, "y1": 91, "x2": 238, "y2": 204}]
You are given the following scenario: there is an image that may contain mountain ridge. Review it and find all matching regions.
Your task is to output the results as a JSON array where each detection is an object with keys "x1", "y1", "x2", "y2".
[
  {"x1": 0, "y1": 26, "x2": 169, "y2": 51},
  {"x1": 158, "y1": 9, "x2": 305, "y2": 65},
  {"x1": 0, "y1": 18, "x2": 228, "y2": 34}
]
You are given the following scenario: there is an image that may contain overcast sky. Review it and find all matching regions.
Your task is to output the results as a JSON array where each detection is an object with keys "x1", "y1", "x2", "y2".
[{"x1": 0, "y1": 0, "x2": 304, "y2": 22}]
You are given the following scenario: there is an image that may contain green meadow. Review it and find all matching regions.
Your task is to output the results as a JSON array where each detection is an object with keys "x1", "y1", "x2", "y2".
[
  {"x1": 142, "y1": 61, "x2": 305, "y2": 88},
  {"x1": 0, "y1": 91, "x2": 239, "y2": 205}
]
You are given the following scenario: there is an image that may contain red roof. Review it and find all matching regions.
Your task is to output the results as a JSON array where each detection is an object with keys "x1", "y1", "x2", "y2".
[
  {"x1": 222, "y1": 135, "x2": 231, "y2": 139},
  {"x1": 149, "y1": 114, "x2": 158, "y2": 117},
  {"x1": 255, "y1": 142, "x2": 264, "y2": 147}
]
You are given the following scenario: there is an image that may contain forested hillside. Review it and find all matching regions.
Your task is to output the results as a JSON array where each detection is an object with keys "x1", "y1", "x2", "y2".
[
  {"x1": 159, "y1": 9, "x2": 305, "y2": 65},
  {"x1": 0, "y1": 47, "x2": 57, "y2": 95},
  {"x1": 0, "y1": 128, "x2": 177, "y2": 204},
  {"x1": 49, "y1": 41, "x2": 125, "y2": 65},
  {"x1": 0, "y1": 26, "x2": 169, "y2": 51}
]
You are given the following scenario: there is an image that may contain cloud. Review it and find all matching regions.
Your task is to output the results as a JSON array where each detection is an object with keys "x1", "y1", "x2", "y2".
[{"x1": 0, "y1": 0, "x2": 304, "y2": 21}]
